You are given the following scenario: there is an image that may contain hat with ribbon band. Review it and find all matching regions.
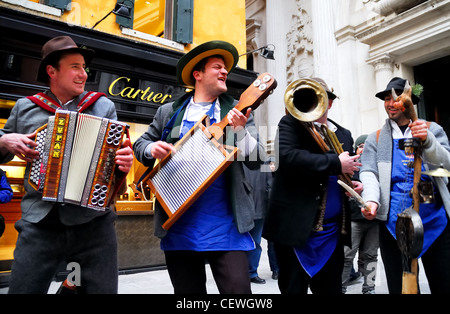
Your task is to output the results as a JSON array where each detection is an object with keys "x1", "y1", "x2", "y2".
[
  {"x1": 375, "y1": 77, "x2": 420, "y2": 104},
  {"x1": 176, "y1": 40, "x2": 239, "y2": 88},
  {"x1": 37, "y1": 36, "x2": 95, "y2": 82}
]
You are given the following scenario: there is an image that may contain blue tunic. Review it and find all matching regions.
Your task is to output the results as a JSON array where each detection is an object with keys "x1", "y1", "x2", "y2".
[
  {"x1": 160, "y1": 99, "x2": 255, "y2": 252},
  {"x1": 387, "y1": 138, "x2": 447, "y2": 257},
  {"x1": 294, "y1": 176, "x2": 342, "y2": 277}
]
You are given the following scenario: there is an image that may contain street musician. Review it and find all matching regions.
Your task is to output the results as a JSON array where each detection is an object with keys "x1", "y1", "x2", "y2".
[
  {"x1": 133, "y1": 40, "x2": 267, "y2": 294},
  {"x1": 360, "y1": 77, "x2": 450, "y2": 294},
  {"x1": 0, "y1": 36, "x2": 133, "y2": 293},
  {"x1": 264, "y1": 78, "x2": 361, "y2": 294}
]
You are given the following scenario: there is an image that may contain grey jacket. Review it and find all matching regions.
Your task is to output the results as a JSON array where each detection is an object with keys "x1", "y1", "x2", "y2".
[
  {"x1": 133, "y1": 93, "x2": 266, "y2": 238},
  {"x1": 0, "y1": 91, "x2": 117, "y2": 225},
  {"x1": 360, "y1": 118, "x2": 450, "y2": 221}
]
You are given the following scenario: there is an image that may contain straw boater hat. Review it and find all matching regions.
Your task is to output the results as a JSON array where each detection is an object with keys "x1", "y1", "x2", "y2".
[
  {"x1": 176, "y1": 40, "x2": 239, "y2": 88},
  {"x1": 37, "y1": 36, "x2": 95, "y2": 82}
]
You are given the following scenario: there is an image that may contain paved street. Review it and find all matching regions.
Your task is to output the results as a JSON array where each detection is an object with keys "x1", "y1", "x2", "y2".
[
  {"x1": 49, "y1": 239, "x2": 432, "y2": 294},
  {"x1": 112, "y1": 239, "x2": 430, "y2": 294},
  {"x1": 1, "y1": 239, "x2": 429, "y2": 294}
]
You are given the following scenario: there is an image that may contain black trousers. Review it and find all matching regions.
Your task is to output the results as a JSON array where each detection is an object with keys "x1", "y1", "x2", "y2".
[
  {"x1": 8, "y1": 209, "x2": 118, "y2": 294},
  {"x1": 164, "y1": 250, "x2": 251, "y2": 294},
  {"x1": 274, "y1": 241, "x2": 344, "y2": 294},
  {"x1": 379, "y1": 219, "x2": 450, "y2": 294}
]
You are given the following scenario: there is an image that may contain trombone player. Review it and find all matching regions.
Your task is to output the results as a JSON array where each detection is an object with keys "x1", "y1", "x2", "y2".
[{"x1": 264, "y1": 78, "x2": 361, "y2": 294}]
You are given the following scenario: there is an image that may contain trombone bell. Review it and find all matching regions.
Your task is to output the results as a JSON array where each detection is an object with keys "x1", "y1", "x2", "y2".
[{"x1": 284, "y1": 79, "x2": 329, "y2": 122}]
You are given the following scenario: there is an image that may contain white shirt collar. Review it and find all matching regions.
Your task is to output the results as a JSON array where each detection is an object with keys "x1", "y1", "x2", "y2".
[
  {"x1": 313, "y1": 119, "x2": 337, "y2": 132},
  {"x1": 389, "y1": 119, "x2": 412, "y2": 139}
]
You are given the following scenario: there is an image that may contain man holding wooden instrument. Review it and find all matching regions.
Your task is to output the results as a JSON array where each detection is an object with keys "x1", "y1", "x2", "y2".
[
  {"x1": 133, "y1": 41, "x2": 267, "y2": 294},
  {"x1": 360, "y1": 77, "x2": 450, "y2": 294}
]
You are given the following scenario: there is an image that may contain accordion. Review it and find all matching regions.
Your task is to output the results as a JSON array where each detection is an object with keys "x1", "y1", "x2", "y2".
[
  {"x1": 29, "y1": 110, "x2": 129, "y2": 210},
  {"x1": 142, "y1": 73, "x2": 277, "y2": 230}
]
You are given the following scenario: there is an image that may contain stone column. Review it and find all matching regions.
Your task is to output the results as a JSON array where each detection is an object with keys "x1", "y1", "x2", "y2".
[
  {"x1": 311, "y1": 0, "x2": 338, "y2": 84},
  {"x1": 371, "y1": 55, "x2": 395, "y2": 123},
  {"x1": 311, "y1": 0, "x2": 350, "y2": 124},
  {"x1": 264, "y1": 0, "x2": 287, "y2": 155}
]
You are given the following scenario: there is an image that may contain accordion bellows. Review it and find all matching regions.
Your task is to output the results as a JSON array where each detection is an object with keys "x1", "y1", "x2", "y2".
[{"x1": 29, "y1": 110, "x2": 128, "y2": 210}]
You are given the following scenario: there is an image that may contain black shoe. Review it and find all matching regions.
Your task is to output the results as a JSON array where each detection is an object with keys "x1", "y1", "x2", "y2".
[
  {"x1": 272, "y1": 271, "x2": 279, "y2": 280},
  {"x1": 250, "y1": 276, "x2": 266, "y2": 284},
  {"x1": 349, "y1": 271, "x2": 362, "y2": 284}
]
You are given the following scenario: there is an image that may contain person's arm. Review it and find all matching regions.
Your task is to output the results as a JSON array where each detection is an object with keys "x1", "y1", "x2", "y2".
[
  {"x1": 359, "y1": 132, "x2": 381, "y2": 220},
  {"x1": 0, "y1": 171, "x2": 13, "y2": 203},
  {"x1": 133, "y1": 104, "x2": 175, "y2": 167},
  {"x1": 418, "y1": 121, "x2": 450, "y2": 169}
]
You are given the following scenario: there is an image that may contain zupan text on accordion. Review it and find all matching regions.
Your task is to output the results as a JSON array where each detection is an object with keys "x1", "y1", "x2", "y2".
[
  {"x1": 143, "y1": 73, "x2": 277, "y2": 230},
  {"x1": 29, "y1": 110, "x2": 129, "y2": 210}
]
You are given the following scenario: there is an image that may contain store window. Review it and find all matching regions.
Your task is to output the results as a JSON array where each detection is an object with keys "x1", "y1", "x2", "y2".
[
  {"x1": 134, "y1": 0, "x2": 166, "y2": 38},
  {"x1": 117, "y1": 0, "x2": 193, "y2": 44}
]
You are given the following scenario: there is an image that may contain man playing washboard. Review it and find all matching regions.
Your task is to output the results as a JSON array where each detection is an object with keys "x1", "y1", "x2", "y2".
[{"x1": 133, "y1": 40, "x2": 266, "y2": 294}]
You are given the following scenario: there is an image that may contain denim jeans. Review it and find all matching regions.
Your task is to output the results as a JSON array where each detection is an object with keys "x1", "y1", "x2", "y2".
[{"x1": 248, "y1": 218, "x2": 264, "y2": 278}]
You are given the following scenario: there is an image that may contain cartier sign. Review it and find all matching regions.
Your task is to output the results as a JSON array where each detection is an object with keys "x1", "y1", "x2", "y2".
[{"x1": 108, "y1": 76, "x2": 173, "y2": 104}]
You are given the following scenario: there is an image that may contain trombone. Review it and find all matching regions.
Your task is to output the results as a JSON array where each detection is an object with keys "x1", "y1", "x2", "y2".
[
  {"x1": 284, "y1": 78, "x2": 353, "y2": 187},
  {"x1": 284, "y1": 78, "x2": 354, "y2": 231}
]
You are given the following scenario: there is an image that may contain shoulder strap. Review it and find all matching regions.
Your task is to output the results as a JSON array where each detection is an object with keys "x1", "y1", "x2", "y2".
[
  {"x1": 26, "y1": 92, "x2": 61, "y2": 113},
  {"x1": 161, "y1": 97, "x2": 190, "y2": 142},
  {"x1": 77, "y1": 91, "x2": 107, "y2": 113},
  {"x1": 26, "y1": 91, "x2": 106, "y2": 113}
]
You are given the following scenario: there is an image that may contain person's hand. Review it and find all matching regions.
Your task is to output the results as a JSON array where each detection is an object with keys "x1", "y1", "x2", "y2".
[
  {"x1": 115, "y1": 138, "x2": 134, "y2": 173},
  {"x1": 0, "y1": 132, "x2": 39, "y2": 162},
  {"x1": 150, "y1": 140, "x2": 176, "y2": 160},
  {"x1": 409, "y1": 119, "x2": 428, "y2": 141},
  {"x1": 339, "y1": 152, "x2": 361, "y2": 175},
  {"x1": 349, "y1": 180, "x2": 363, "y2": 195},
  {"x1": 362, "y1": 201, "x2": 378, "y2": 220},
  {"x1": 227, "y1": 108, "x2": 251, "y2": 133}
]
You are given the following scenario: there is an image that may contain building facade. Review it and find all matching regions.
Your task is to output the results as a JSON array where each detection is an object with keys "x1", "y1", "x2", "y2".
[
  {"x1": 246, "y1": 0, "x2": 450, "y2": 153},
  {"x1": 0, "y1": 0, "x2": 255, "y2": 282},
  {"x1": 2, "y1": 0, "x2": 449, "y2": 286}
]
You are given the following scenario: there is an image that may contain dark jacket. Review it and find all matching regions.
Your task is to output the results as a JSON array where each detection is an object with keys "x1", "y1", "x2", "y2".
[
  {"x1": 243, "y1": 161, "x2": 273, "y2": 220},
  {"x1": 263, "y1": 114, "x2": 352, "y2": 248}
]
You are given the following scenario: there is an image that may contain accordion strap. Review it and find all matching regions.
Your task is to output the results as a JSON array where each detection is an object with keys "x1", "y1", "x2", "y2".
[
  {"x1": 27, "y1": 91, "x2": 106, "y2": 113},
  {"x1": 26, "y1": 93, "x2": 61, "y2": 113},
  {"x1": 109, "y1": 127, "x2": 132, "y2": 206},
  {"x1": 77, "y1": 92, "x2": 107, "y2": 112}
]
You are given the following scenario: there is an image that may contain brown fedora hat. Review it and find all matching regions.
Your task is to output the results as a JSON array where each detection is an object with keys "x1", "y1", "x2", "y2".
[
  {"x1": 311, "y1": 77, "x2": 338, "y2": 100},
  {"x1": 37, "y1": 36, "x2": 95, "y2": 82}
]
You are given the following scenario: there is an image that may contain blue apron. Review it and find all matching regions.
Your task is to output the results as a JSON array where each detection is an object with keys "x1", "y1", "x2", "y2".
[
  {"x1": 388, "y1": 138, "x2": 448, "y2": 257},
  {"x1": 294, "y1": 176, "x2": 342, "y2": 277},
  {"x1": 161, "y1": 99, "x2": 255, "y2": 251}
]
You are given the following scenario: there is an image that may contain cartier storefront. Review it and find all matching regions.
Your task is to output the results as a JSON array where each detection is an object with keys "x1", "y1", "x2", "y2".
[{"x1": 0, "y1": 6, "x2": 256, "y2": 285}]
